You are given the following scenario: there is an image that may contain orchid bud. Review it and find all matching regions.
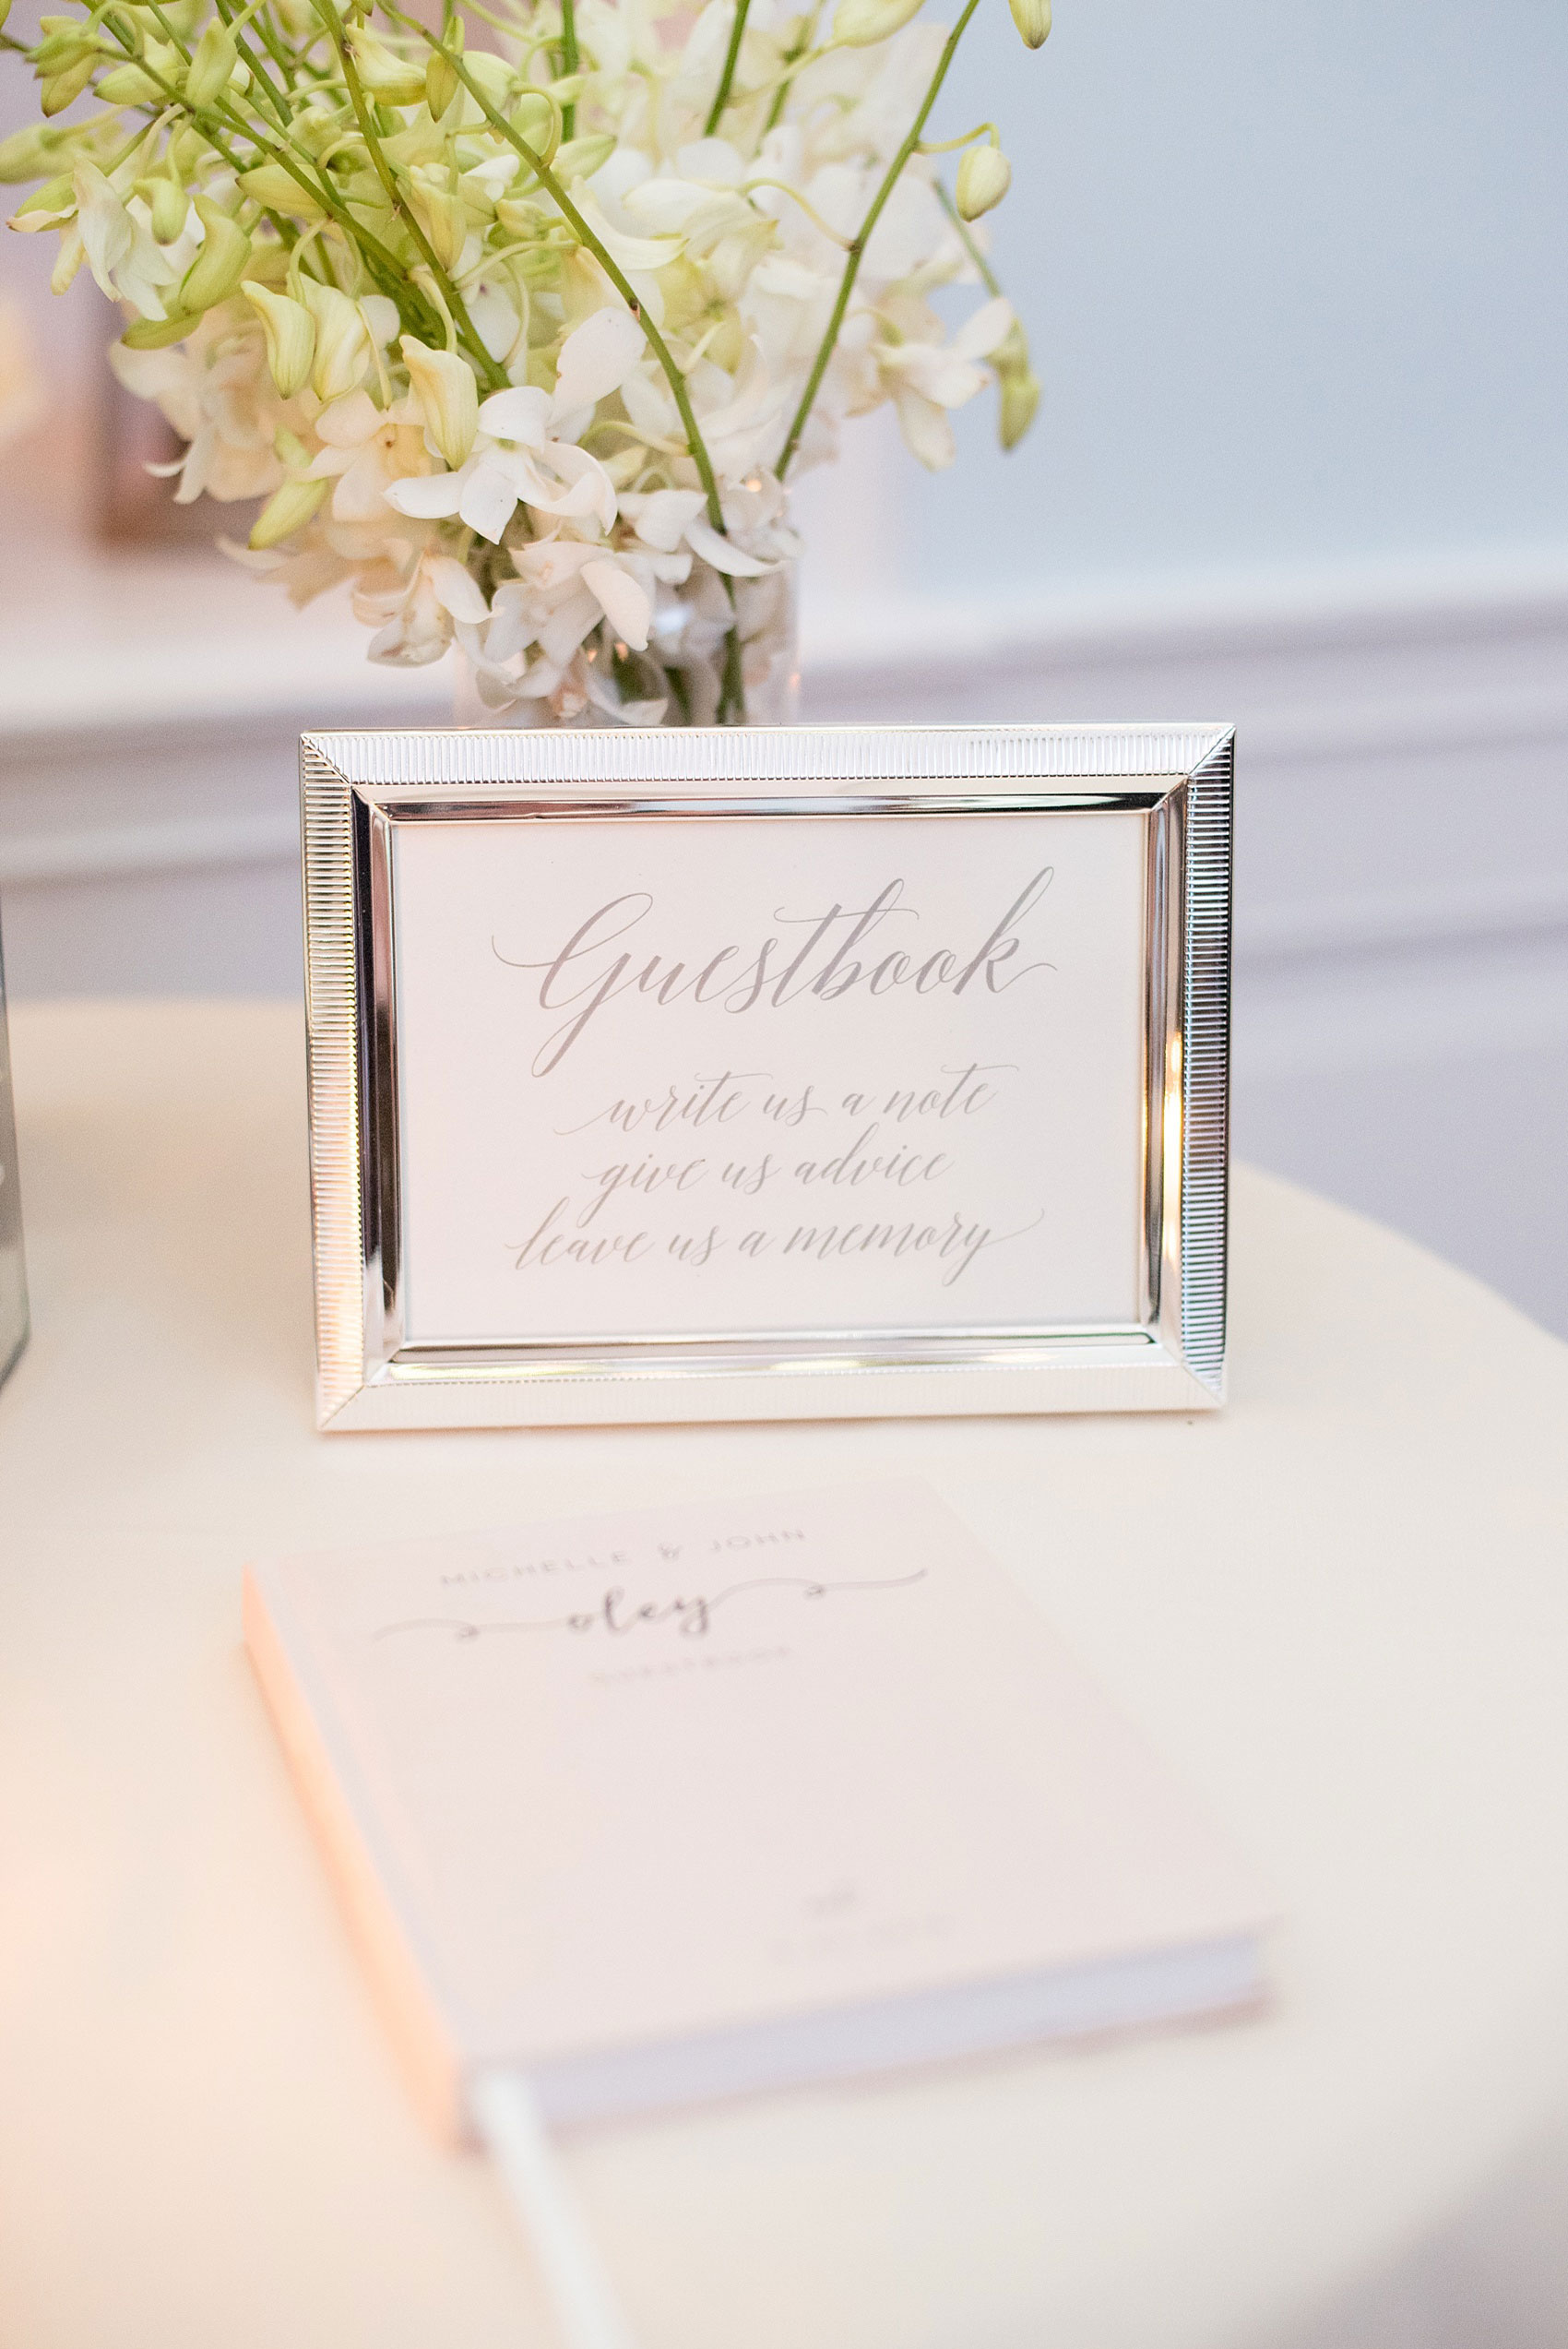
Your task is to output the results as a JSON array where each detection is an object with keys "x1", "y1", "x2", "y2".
[
  {"x1": 424, "y1": 42, "x2": 460, "y2": 121},
  {"x1": 10, "y1": 173, "x2": 75, "y2": 226},
  {"x1": 956, "y1": 140, "x2": 1010, "y2": 221},
  {"x1": 299, "y1": 275, "x2": 370, "y2": 399},
  {"x1": 250, "y1": 472, "x2": 329, "y2": 549},
  {"x1": 0, "y1": 125, "x2": 66, "y2": 182},
  {"x1": 992, "y1": 318, "x2": 1039, "y2": 450},
  {"x1": 142, "y1": 32, "x2": 183, "y2": 80},
  {"x1": 346, "y1": 28, "x2": 426, "y2": 104},
  {"x1": 400, "y1": 332, "x2": 477, "y2": 469},
  {"x1": 183, "y1": 17, "x2": 237, "y2": 106},
  {"x1": 494, "y1": 194, "x2": 550, "y2": 239},
  {"x1": 552, "y1": 132, "x2": 614, "y2": 181},
  {"x1": 510, "y1": 89, "x2": 558, "y2": 161},
  {"x1": 243, "y1": 280, "x2": 316, "y2": 396},
  {"x1": 32, "y1": 22, "x2": 98, "y2": 73},
  {"x1": 1006, "y1": 0, "x2": 1050, "y2": 46},
  {"x1": 137, "y1": 170, "x2": 189, "y2": 244},
  {"x1": 180, "y1": 194, "x2": 251, "y2": 307},
  {"x1": 98, "y1": 60, "x2": 162, "y2": 101},
  {"x1": 406, "y1": 164, "x2": 467, "y2": 269},
  {"x1": 998, "y1": 363, "x2": 1039, "y2": 449},
  {"x1": 831, "y1": 0, "x2": 922, "y2": 46},
  {"x1": 41, "y1": 54, "x2": 99, "y2": 113},
  {"x1": 237, "y1": 161, "x2": 324, "y2": 218},
  {"x1": 463, "y1": 51, "x2": 517, "y2": 104}
]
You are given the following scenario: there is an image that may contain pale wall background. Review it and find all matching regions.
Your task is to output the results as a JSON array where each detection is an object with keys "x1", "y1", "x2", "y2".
[
  {"x1": 917, "y1": 0, "x2": 1568, "y2": 592},
  {"x1": 1, "y1": 0, "x2": 1565, "y2": 1340}
]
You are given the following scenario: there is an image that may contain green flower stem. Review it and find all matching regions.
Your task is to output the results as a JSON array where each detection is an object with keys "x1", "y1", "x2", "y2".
[
  {"x1": 703, "y1": 0, "x2": 750, "y2": 137},
  {"x1": 315, "y1": 5, "x2": 507, "y2": 390},
  {"x1": 936, "y1": 175, "x2": 1000, "y2": 296},
  {"x1": 559, "y1": 0, "x2": 576, "y2": 137},
  {"x1": 747, "y1": 175, "x2": 851, "y2": 247},
  {"x1": 718, "y1": 620, "x2": 745, "y2": 723},
  {"x1": 246, "y1": 0, "x2": 302, "y2": 89},
  {"x1": 208, "y1": 0, "x2": 295, "y2": 135},
  {"x1": 916, "y1": 120, "x2": 996, "y2": 155},
  {"x1": 776, "y1": 0, "x2": 981, "y2": 478}
]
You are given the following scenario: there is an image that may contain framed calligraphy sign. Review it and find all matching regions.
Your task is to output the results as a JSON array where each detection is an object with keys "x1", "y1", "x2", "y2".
[{"x1": 301, "y1": 723, "x2": 1233, "y2": 1429}]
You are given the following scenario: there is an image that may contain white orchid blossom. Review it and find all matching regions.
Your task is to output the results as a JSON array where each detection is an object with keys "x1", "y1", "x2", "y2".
[
  {"x1": 109, "y1": 306, "x2": 298, "y2": 501},
  {"x1": 382, "y1": 382, "x2": 618, "y2": 540},
  {"x1": 382, "y1": 306, "x2": 642, "y2": 543},
  {"x1": 305, "y1": 388, "x2": 434, "y2": 522},
  {"x1": 872, "y1": 293, "x2": 1016, "y2": 469},
  {"x1": 74, "y1": 161, "x2": 191, "y2": 320}
]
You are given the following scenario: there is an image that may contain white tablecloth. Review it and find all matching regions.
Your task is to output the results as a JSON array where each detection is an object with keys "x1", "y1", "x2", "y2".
[{"x1": 4, "y1": 998, "x2": 1568, "y2": 2349}]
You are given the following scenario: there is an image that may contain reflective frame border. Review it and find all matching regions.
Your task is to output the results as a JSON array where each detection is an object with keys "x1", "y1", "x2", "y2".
[{"x1": 301, "y1": 724, "x2": 1233, "y2": 1430}]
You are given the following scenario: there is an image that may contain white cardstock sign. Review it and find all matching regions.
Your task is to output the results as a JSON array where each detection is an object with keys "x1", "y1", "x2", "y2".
[
  {"x1": 300, "y1": 726, "x2": 1233, "y2": 1428},
  {"x1": 393, "y1": 811, "x2": 1145, "y2": 1345}
]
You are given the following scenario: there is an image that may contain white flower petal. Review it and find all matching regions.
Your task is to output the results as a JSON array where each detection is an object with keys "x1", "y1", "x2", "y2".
[
  {"x1": 620, "y1": 369, "x2": 677, "y2": 440},
  {"x1": 316, "y1": 388, "x2": 381, "y2": 448},
  {"x1": 623, "y1": 487, "x2": 707, "y2": 553},
  {"x1": 72, "y1": 164, "x2": 132, "y2": 303},
  {"x1": 457, "y1": 455, "x2": 521, "y2": 543},
  {"x1": 383, "y1": 471, "x2": 466, "y2": 518},
  {"x1": 476, "y1": 385, "x2": 551, "y2": 446},
  {"x1": 570, "y1": 196, "x2": 683, "y2": 280},
  {"x1": 518, "y1": 440, "x2": 617, "y2": 530},
  {"x1": 426, "y1": 554, "x2": 490, "y2": 624},
  {"x1": 514, "y1": 538, "x2": 597, "y2": 592},
  {"x1": 550, "y1": 304, "x2": 648, "y2": 419},
  {"x1": 684, "y1": 516, "x2": 772, "y2": 576},
  {"x1": 539, "y1": 586, "x2": 601, "y2": 666},
  {"x1": 953, "y1": 294, "x2": 1015, "y2": 363},
  {"x1": 891, "y1": 385, "x2": 956, "y2": 471},
  {"x1": 674, "y1": 137, "x2": 745, "y2": 186},
  {"x1": 582, "y1": 557, "x2": 651, "y2": 650},
  {"x1": 360, "y1": 295, "x2": 400, "y2": 349}
]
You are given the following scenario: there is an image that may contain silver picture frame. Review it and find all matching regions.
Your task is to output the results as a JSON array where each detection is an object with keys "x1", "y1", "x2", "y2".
[{"x1": 301, "y1": 723, "x2": 1233, "y2": 1431}]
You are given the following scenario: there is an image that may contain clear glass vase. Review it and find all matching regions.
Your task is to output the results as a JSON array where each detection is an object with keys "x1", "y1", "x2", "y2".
[{"x1": 452, "y1": 559, "x2": 800, "y2": 729}]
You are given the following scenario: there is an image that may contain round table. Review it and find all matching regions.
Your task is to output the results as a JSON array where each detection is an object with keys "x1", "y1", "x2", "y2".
[{"x1": 5, "y1": 998, "x2": 1568, "y2": 2349}]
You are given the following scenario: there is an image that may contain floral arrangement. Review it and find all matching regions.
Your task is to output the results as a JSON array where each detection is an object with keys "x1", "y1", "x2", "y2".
[{"x1": 2, "y1": 0, "x2": 1047, "y2": 721}]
